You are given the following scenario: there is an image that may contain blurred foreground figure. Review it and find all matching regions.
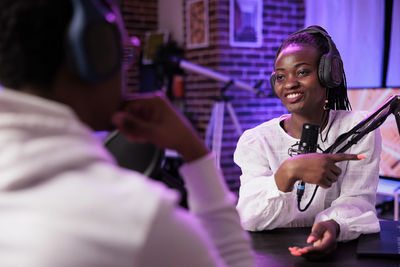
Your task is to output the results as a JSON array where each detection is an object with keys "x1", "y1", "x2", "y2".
[{"x1": 0, "y1": 1, "x2": 254, "y2": 266}]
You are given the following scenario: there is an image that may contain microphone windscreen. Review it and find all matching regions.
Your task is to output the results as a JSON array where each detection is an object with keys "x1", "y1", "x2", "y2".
[{"x1": 299, "y1": 124, "x2": 319, "y2": 154}]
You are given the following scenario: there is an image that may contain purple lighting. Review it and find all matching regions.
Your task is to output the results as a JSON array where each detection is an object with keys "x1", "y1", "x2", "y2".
[
  {"x1": 105, "y1": 13, "x2": 116, "y2": 23},
  {"x1": 130, "y1": 36, "x2": 140, "y2": 47}
]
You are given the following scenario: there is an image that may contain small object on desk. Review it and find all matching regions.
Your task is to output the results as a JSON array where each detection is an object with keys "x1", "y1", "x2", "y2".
[{"x1": 356, "y1": 220, "x2": 400, "y2": 259}]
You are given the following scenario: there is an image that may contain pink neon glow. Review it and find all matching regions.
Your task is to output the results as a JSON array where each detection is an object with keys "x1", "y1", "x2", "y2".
[
  {"x1": 105, "y1": 13, "x2": 116, "y2": 23},
  {"x1": 130, "y1": 36, "x2": 140, "y2": 47}
]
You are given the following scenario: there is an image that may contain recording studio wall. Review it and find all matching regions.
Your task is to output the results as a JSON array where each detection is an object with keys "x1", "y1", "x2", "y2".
[{"x1": 120, "y1": 0, "x2": 305, "y2": 191}]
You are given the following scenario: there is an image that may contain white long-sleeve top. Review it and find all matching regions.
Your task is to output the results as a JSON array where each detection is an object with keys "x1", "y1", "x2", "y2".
[
  {"x1": 0, "y1": 88, "x2": 254, "y2": 267},
  {"x1": 234, "y1": 110, "x2": 382, "y2": 241}
]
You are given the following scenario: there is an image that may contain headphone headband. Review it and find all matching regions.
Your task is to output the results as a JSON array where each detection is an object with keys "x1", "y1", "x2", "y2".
[{"x1": 270, "y1": 25, "x2": 344, "y2": 89}]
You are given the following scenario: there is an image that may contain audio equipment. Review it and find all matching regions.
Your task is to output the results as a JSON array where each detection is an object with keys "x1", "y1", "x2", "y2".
[
  {"x1": 295, "y1": 95, "x2": 400, "y2": 211},
  {"x1": 270, "y1": 25, "x2": 344, "y2": 89},
  {"x1": 297, "y1": 123, "x2": 319, "y2": 211},
  {"x1": 67, "y1": 0, "x2": 122, "y2": 83}
]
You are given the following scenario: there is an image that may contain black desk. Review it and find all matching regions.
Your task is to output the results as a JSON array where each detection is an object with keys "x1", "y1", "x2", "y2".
[{"x1": 250, "y1": 226, "x2": 399, "y2": 267}]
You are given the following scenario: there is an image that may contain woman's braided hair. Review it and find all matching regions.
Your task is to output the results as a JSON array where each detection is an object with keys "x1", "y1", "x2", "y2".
[{"x1": 278, "y1": 27, "x2": 351, "y2": 111}]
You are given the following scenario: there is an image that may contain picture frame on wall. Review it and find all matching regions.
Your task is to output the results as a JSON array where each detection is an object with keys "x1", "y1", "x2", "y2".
[
  {"x1": 142, "y1": 30, "x2": 169, "y2": 65},
  {"x1": 229, "y1": 0, "x2": 263, "y2": 48},
  {"x1": 186, "y1": 0, "x2": 209, "y2": 49}
]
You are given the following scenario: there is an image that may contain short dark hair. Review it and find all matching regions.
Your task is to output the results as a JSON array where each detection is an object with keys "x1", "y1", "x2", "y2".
[
  {"x1": 0, "y1": 0, "x2": 72, "y2": 91},
  {"x1": 278, "y1": 27, "x2": 351, "y2": 111}
]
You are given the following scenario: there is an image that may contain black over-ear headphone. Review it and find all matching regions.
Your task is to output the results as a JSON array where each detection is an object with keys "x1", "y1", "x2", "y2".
[
  {"x1": 67, "y1": 0, "x2": 122, "y2": 83},
  {"x1": 270, "y1": 25, "x2": 344, "y2": 90}
]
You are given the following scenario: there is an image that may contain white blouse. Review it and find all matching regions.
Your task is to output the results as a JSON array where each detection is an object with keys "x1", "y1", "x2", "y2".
[{"x1": 234, "y1": 110, "x2": 382, "y2": 241}]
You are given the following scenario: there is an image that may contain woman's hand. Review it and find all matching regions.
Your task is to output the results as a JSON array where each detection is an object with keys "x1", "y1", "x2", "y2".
[
  {"x1": 288, "y1": 219, "x2": 340, "y2": 259},
  {"x1": 112, "y1": 92, "x2": 209, "y2": 163},
  {"x1": 275, "y1": 153, "x2": 364, "y2": 192}
]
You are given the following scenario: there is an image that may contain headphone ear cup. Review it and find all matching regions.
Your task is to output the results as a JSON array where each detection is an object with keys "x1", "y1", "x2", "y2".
[
  {"x1": 67, "y1": 0, "x2": 122, "y2": 83},
  {"x1": 318, "y1": 54, "x2": 328, "y2": 87},
  {"x1": 330, "y1": 55, "x2": 343, "y2": 87},
  {"x1": 318, "y1": 54, "x2": 343, "y2": 88},
  {"x1": 270, "y1": 72, "x2": 276, "y2": 89}
]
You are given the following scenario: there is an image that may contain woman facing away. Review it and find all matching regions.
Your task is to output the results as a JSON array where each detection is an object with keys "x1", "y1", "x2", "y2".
[{"x1": 234, "y1": 25, "x2": 382, "y2": 259}]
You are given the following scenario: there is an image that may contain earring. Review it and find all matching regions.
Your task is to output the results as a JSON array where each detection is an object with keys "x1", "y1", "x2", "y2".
[{"x1": 323, "y1": 99, "x2": 330, "y2": 110}]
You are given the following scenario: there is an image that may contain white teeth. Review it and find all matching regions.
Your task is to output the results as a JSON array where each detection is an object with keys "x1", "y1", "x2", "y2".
[{"x1": 286, "y1": 93, "x2": 302, "y2": 99}]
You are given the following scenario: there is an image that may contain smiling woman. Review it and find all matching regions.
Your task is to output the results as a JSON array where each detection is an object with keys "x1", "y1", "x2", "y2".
[
  {"x1": 273, "y1": 44, "x2": 326, "y2": 123},
  {"x1": 234, "y1": 26, "x2": 382, "y2": 259}
]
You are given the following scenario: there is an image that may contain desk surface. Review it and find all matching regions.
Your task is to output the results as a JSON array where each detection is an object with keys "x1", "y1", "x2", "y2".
[{"x1": 250, "y1": 225, "x2": 399, "y2": 267}]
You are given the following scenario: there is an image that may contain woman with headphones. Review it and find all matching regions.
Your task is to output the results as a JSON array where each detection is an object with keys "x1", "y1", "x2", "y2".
[{"x1": 234, "y1": 26, "x2": 382, "y2": 259}]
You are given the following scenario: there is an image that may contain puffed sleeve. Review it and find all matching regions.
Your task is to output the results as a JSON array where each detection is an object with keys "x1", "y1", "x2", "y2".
[
  {"x1": 315, "y1": 126, "x2": 382, "y2": 241},
  {"x1": 234, "y1": 129, "x2": 298, "y2": 231}
]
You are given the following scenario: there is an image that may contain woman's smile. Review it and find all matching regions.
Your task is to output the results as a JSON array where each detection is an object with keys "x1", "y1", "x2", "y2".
[
  {"x1": 274, "y1": 44, "x2": 326, "y2": 117},
  {"x1": 284, "y1": 91, "x2": 304, "y2": 103}
]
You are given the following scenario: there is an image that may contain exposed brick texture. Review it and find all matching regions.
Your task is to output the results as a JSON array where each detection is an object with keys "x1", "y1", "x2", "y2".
[
  {"x1": 121, "y1": 0, "x2": 158, "y2": 92},
  {"x1": 121, "y1": 0, "x2": 305, "y2": 191},
  {"x1": 183, "y1": 0, "x2": 305, "y2": 191}
]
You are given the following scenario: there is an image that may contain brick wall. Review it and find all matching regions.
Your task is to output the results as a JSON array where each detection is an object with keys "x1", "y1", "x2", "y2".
[
  {"x1": 121, "y1": 0, "x2": 158, "y2": 93},
  {"x1": 120, "y1": 0, "x2": 305, "y2": 192},
  {"x1": 184, "y1": 0, "x2": 305, "y2": 191}
]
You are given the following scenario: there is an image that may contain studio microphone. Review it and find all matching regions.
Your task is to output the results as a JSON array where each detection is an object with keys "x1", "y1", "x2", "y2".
[{"x1": 296, "y1": 123, "x2": 319, "y2": 205}]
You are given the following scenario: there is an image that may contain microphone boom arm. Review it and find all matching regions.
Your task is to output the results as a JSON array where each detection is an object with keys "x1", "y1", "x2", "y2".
[
  {"x1": 298, "y1": 95, "x2": 400, "y2": 212},
  {"x1": 172, "y1": 57, "x2": 263, "y2": 95},
  {"x1": 325, "y1": 95, "x2": 400, "y2": 154}
]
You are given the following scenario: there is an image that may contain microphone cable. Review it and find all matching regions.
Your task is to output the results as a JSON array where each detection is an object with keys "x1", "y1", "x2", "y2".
[{"x1": 296, "y1": 123, "x2": 319, "y2": 212}]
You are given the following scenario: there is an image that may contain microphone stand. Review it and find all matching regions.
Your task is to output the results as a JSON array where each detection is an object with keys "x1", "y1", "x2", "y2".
[
  {"x1": 170, "y1": 57, "x2": 265, "y2": 167},
  {"x1": 325, "y1": 95, "x2": 400, "y2": 154},
  {"x1": 299, "y1": 95, "x2": 400, "y2": 211},
  {"x1": 171, "y1": 57, "x2": 265, "y2": 96}
]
